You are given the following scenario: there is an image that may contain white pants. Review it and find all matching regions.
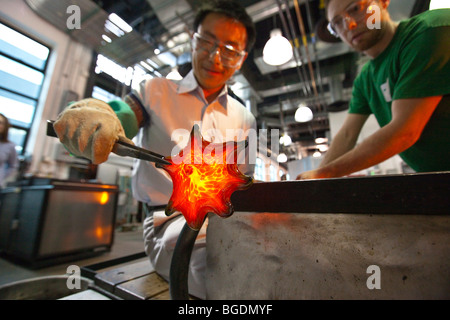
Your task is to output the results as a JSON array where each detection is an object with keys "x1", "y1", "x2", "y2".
[{"x1": 143, "y1": 211, "x2": 208, "y2": 299}]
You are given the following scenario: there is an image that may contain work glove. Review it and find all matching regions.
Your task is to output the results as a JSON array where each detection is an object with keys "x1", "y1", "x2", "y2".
[{"x1": 53, "y1": 98, "x2": 134, "y2": 164}]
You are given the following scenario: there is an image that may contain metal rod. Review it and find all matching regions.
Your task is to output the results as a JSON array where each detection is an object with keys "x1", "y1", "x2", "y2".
[
  {"x1": 293, "y1": 0, "x2": 319, "y2": 99},
  {"x1": 230, "y1": 172, "x2": 450, "y2": 215},
  {"x1": 169, "y1": 222, "x2": 200, "y2": 300},
  {"x1": 281, "y1": 0, "x2": 311, "y2": 97},
  {"x1": 303, "y1": 0, "x2": 326, "y2": 98}
]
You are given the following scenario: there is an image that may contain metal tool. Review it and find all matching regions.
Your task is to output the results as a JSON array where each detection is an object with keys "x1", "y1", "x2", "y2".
[{"x1": 46, "y1": 120, "x2": 171, "y2": 166}]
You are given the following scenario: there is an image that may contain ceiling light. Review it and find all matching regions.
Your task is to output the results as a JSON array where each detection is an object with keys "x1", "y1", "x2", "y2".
[
  {"x1": 429, "y1": 0, "x2": 450, "y2": 9},
  {"x1": 104, "y1": 19, "x2": 124, "y2": 37},
  {"x1": 277, "y1": 153, "x2": 288, "y2": 163},
  {"x1": 102, "y1": 34, "x2": 112, "y2": 43},
  {"x1": 108, "y1": 13, "x2": 133, "y2": 33},
  {"x1": 315, "y1": 137, "x2": 327, "y2": 144},
  {"x1": 295, "y1": 104, "x2": 313, "y2": 122},
  {"x1": 279, "y1": 133, "x2": 292, "y2": 146},
  {"x1": 146, "y1": 59, "x2": 159, "y2": 69},
  {"x1": 313, "y1": 151, "x2": 321, "y2": 158},
  {"x1": 140, "y1": 61, "x2": 154, "y2": 72},
  {"x1": 263, "y1": 29, "x2": 293, "y2": 66},
  {"x1": 318, "y1": 144, "x2": 328, "y2": 152}
]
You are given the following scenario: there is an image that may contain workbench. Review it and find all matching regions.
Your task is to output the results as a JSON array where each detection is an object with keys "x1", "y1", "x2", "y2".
[
  {"x1": 80, "y1": 253, "x2": 171, "y2": 300},
  {"x1": 205, "y1": 172, "x2": 450, "y2": 299}
]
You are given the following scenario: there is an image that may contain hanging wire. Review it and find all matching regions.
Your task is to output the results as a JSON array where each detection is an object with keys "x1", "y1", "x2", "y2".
[
  {"x1": 292, "y1": 0, "x2": 319, "y2": 100},
  {"x1": 303, "y1": 0, "x2": 326, "y2": 99},
  {"x1": 274, "y1": 0, "x2": 310, "y2": 97}
]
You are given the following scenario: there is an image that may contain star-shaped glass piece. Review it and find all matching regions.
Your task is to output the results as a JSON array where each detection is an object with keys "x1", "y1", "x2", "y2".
[{"x1": 156, "y1": 124, "x2": 253, "y2": 230}]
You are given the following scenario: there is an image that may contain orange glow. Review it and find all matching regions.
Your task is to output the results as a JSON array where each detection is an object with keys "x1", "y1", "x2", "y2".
[
  {"x1": 157, "y1": 125, "x2": 253, "y2": 230},
  {"x1": 95, "y1": 226, "x2": 104, "y2": 239},
  {"x1": 99, "y1": 191, "x2": 109, "y2": 205}
]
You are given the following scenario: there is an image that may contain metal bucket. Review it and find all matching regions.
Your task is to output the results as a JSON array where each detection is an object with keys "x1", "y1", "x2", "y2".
[{"x1": 0, "y1": 275, "x2": 92, "y2": 300}]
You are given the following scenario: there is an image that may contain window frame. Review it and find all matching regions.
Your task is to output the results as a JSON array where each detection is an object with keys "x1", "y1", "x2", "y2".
[{"x1": 0, "y1": 21, "x2": 51, "y2": 154}]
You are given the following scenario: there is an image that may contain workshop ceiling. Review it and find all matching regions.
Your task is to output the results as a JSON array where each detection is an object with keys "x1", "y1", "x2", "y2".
[{"x1": 26, "y1": 0, "x2": 425, "y2": 160}]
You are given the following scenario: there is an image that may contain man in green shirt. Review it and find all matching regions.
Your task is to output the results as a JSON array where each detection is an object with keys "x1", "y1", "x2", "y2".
[{"x1": 298, "y1": 0, "x2": 449, "y2": 179}]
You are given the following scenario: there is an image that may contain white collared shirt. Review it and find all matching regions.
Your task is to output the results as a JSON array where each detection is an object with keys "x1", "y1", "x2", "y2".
[{"x1": 131, "y1": 70, "x2": 257, "y2": 206}]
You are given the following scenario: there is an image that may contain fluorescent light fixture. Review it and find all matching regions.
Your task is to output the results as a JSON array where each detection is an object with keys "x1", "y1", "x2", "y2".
[
  {"x1": 146, "y1": 59, "x2": 159, "y2": 69},
  {"x1": 108, "y1": 13, "x2": 133, "y2": 33},
  {"x1": 104, "y1": 19, "x2": 124, "y2": 37},
  {"x1": 313, "y1": 151, "x2": 321, "y2": 158},
  {"x1": 96, "y1": 54, "x2": 128, "y2": 84},
  {"x1": 140, "y1": 61, "x2": 154, "y2": 72},
  {"x1": 102, "y1": 34, "x2": 112, "y2": 43},
  {"x1": 263, "y1": 29, "x2": 293, "y2": 66}
]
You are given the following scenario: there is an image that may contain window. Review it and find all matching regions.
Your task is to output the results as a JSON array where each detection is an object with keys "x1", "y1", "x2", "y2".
[
  {"x1": 0, "y1": 22, "x2": 50, "y2": 154},
  {"x1": 269, "y1": 165, "x2": 276, "y2": 181},
  {"x1": 254, "y1": 157, "x2": 265, "y2": 181}
]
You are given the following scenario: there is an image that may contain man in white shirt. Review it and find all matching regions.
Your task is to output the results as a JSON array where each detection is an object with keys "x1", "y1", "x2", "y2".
[{"x1": 54, "y1": 0, "x2": 257, "y2": 299}]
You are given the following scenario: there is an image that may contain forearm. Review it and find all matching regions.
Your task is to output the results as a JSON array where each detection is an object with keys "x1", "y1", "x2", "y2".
[
  {"x1": 319, "y1": 96, "x2": 442, "y2": 178},
  {"x1": 319, "y1": 129, "x2": 359, "y2": 168},
  {"x1": 318, "y1": 123, "x2": 416, "y2": 178}
]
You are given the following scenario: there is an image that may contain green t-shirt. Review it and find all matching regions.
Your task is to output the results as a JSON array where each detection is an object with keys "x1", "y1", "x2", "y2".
[{"x1": 349, "y1": 9, "x2": 450, "y2": 172}]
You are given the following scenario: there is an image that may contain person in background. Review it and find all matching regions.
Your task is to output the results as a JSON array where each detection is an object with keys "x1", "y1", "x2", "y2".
[
  {"x1": 53, "y1": 0, "x2": 256, "y2": 299},
  {"x1": 0, "y1": 113, "x2": 18, "y2": 188},
  {"x1": 297, "y1": 0, "x2": 449, "y2": 179}
]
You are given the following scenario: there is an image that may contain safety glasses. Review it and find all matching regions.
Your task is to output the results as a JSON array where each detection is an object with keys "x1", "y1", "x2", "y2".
[
  {"x1": 327, "y1": 0, "x2": 377, "y2": 37},
  {"x1": 192, "y1": 32, "x2": 246, "y2": 68}
]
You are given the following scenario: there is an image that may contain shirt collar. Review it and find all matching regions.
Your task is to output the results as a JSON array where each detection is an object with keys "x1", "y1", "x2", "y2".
[
  {"x1": 177, "y1": 70, "x2": 198, "y2": 94},
  {"x1": 177, "y1": 70, "x2": 229, "y2": 108}
]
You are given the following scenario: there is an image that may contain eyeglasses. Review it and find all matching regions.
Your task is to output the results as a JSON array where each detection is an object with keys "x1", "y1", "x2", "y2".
[
  {"x1": 192, "y1": 32, "x2": 246, "y2": 68},
  {"x1": 327, "y1": 0, "x2": 376, "y2": 37}
]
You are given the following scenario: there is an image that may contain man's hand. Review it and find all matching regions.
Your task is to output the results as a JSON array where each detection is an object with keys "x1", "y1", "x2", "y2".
[
  {"x1": 296, "y1": 169, "x2": 326, "y2": 180},
  {"x1": 53, "y1": 98, "x2": 133, "y2": 164}
]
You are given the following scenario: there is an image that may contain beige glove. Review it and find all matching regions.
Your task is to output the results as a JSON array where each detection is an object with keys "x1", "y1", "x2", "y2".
[{"x1": 53, "y1": 98, "x2": 134, "y2": 164}]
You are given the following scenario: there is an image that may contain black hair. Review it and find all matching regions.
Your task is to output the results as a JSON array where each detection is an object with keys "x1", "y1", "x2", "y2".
[
  {"x1": 0, "y1": 113, "x2": 10, "y2": 142},
  {"x1": 193, "y1": 0, "x2": 256, "y2": 52}
]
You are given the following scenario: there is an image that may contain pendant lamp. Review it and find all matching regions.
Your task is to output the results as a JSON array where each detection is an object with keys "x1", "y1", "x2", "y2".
[{"x1": 263, "y1": 29, "x2": 293, "y2": 66}]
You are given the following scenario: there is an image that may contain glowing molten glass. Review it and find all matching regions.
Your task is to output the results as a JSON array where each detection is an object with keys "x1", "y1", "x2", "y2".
[{"x1": 157, "y1": 125, "x2": 253, "y2": 230}]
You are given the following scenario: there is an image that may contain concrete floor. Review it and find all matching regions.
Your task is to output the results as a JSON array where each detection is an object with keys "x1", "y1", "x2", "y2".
[{"x1": 0, "y1": 226, "x2": 146, "y2": 287}]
